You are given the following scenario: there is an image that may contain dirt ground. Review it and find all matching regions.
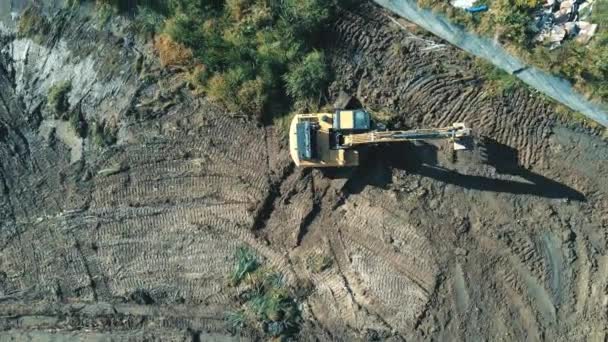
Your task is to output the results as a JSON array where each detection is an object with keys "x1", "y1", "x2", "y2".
[{"x1": 0, "y1": 3, "x2": 607, "y2": 341}]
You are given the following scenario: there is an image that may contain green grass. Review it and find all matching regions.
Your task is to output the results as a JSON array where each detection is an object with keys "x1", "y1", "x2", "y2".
[
  {"x1": 227, "y1": 246, "x2": 302, "y2": 339},
  {"x1": 230, "y1": 246, "x2": 260, "y2": 286},
  {"x1": 472, "y1": 59, "x2": 525, "y2": 96}
]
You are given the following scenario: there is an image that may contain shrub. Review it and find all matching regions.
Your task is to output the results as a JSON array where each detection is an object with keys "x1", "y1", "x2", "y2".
[
  {"x1": 226, "y1": 310, "x2": 246, "y2": 333},
  {"x1": 134, "y1": 6, "x2": 165, "y2": 36},
  {"x1": 153, "y1": 34, "x2": 194, "y2": 67},
  {"x1": 69, "y1": 111, "x2": 87, "y2": 138},
  {"x1": 306, "y1": 253, "x2": 333, "y2": 273},
  {"x1": 90, "y1": 120, "x2": 117, "y2": 146},
  {"x1": 163, "y1": 12, "x2": 204, "y2": 48},
  {"x1": 205, "y1": 73, "x2": 244, "y2": 113},
  {"x1": 277, "y1": 0, "x2": 330, "y2": 37},
  {"x1": 284, "y1": 51, "x2": 329, "y2": 105},
  {"x1": 17, "y1": 6, "x2": 51, "y2": 39},
  {"x1": 236, "y1": 77, "x2": 268, "y2": 117},
  {"x1": 47, "y1": 81, "x2": 72, "y2": 117},
  {"x1": 140, "y1": 0, "x2": 340, "y2": 119},
  {"x1": 186, "y1": 64, "x2": 209, "y2": 93},
  {"x1": 226, "y1": 0, "x2": 254, "y2": 21}
]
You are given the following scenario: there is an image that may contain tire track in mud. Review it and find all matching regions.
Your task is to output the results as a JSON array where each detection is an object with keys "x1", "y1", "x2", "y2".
[
  {"x1": 0, "y1": 301, "x2": 229, "y2": 335},
  {"x1": 327, "y1": 4, "x2": 557, "y2": 168},
  {"x1": 0, "y1": 76, "x2": 284, "y2": 335}
]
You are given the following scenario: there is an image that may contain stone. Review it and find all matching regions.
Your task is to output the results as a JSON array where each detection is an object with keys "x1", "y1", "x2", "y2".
[{"x1": 576, "y1": 21, "x2": 598, "y2": 44}]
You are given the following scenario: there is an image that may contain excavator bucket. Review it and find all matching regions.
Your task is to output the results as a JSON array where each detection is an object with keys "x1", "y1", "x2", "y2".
[
  {"x1": 451, "y1": 122, "x2": 471, "y2": 150},
  {"x1": 453, "y1": 140, "x2": 468, "y2": 151}
]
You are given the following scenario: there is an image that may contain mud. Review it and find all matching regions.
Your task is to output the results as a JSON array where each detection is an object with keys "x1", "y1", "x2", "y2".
[{"x1": 0, "y1": 3, "x2": 607, "y2": 341}]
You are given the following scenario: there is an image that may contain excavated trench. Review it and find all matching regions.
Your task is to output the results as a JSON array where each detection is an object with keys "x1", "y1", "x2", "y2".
[{"x1": 0, "y1": 2, "x2": 607, "y2": 341}]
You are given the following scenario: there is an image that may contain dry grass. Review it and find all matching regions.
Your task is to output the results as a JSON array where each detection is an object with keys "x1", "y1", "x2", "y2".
[{"x1": 153, "y1": 34, "x2": 194, "y2": 68}]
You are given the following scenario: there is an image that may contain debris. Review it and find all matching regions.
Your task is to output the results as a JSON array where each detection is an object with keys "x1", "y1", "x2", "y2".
[
  {"x1": 333, "y1": 91, "x2": 353, "y2": 110},
  {"x1": 466, "y1": 5, "x2": 489, "y2": 13},
  {"x1": 450, "y1": 0, "x2": 488, "y2": 12},
  {"x1": 533, "y1": 0, "x2": 598, "y2": 46},
  {"x1": 576, "y1": 21, "x2": 598, "y2": 44},
  {"x1": 548, "y1": 25, "x2": 567, "y2": 43},
  {"x1": 451, "y1": 0, "x2": 476, "y2": 9},
  {"x1": 564, "y1": 22, "x2": 579, "y2": 37}
]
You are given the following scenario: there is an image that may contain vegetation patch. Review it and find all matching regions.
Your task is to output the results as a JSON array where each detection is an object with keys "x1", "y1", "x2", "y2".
[
  {"x1": 90, "y1": 120, "x2": 118, "y2": 146},
  {"x1": 227, "y1": 246, "x2": 303, "y2": 339},
  {"x1": 416, "y1": 0, "x2": 608, "y2": 105},
  {"x1": 17, "y1": 5, "x2": 51, "y2": 42},
  {"x1": 306, "y1": 252, "x2": 333, "y2": 273},
  {"x1": 47, "y1": 81, "x2": 72, "y2": 118},
  {"x1": 83, "y1": 0, "x2": 345, "y2": 121},
  {"x1": 472, "y1": 59, "x2": 525, "y2": 96},
  {"x1": 153, "y1": 33, "x2": 193, "y2": 67}
]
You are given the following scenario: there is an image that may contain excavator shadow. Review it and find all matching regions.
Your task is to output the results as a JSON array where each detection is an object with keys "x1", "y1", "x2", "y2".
[{"x1": 341, "y1": 137, "x2": 586, "y2": 201}]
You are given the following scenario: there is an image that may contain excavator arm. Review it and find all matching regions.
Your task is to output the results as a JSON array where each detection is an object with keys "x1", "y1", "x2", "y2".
[{"x1": 341, "y1": 122, "x2": 471, "y2": 150}]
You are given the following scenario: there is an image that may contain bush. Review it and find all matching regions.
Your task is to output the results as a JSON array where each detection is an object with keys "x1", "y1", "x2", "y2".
[
  {"x1": 135, "y1": 0, "x2": 342, "y2": 119},
  {"x1": 47, "y1": 81, "x2": 72, "y2": 117},
  {"x1": 134, "y1": 6, "x2": 165, "y2": 36},
  {"x1": 164, "y1": 12, "x2": 205, "y2": 48},
  {"x1": 236, "y1": 77, "x2": 268, "y2": 117},
  {"x1": 473, "y1": 59, "x2": 524, "y2": 95},
  {"x1": 306, "y1": 253, "x2": 333, "y2": 273},
  {"x1": 69, "y1": 111, "x2": 87, "y2": 138},
  {"x1": 90, "y1": 120, "x2": 117, "y2": 146},
  {"x1": 153, "y1": 34, "x2": 194, "y2": 67},
  {"x1": 277, "y1": 0, "x2": 330, "y2": 37},
  {"x1": 226, "y1": 0, "x2": 254, "y2": 21},
  {"x1": 284, "y1": 51, "x2": 329, "y2": 106},
  {"x1": 17, "y1": 6, "x2": 51, "y2": 40}
]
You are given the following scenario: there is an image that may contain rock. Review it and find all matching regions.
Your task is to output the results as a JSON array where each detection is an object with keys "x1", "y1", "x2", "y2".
[
  {"x1": 548, "y1": 25, "x2": 567, "y2": 43},
  {"x1": 455, "y1": 217, "x2": 471, "y2": 236},
  {"x1": 333, "y1": 90, "x2": 352, "y2": 110},
  {"x1": 576, "y1": 22, "x2": 598, "y2": 44},
  {"x1": 559, "y1": 0, "x2": 573, "y2": 10},
  {"x1": 562, "y1": 229, "x2": 576, "y2": 243},
  {"x1": 564, "y1": 22, "x2": 579, "y2": 37},
  {"x1": 455, "y1": 247, "x2": 468, "y2": 256}
]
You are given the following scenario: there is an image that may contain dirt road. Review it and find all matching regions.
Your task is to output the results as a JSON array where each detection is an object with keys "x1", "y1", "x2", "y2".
[{"x1": 0, "y1": 3, "x2": 606, "y2": 341}]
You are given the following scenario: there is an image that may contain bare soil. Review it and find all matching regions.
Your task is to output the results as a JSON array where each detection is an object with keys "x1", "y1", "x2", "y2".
[{"x1": 0, "y1": 3, "x2": 606, "y2": 341}]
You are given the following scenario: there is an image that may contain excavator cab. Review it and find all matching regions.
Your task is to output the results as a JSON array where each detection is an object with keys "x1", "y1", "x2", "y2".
[
  {"x1": 289, "y1": 109, "x2": 471, "y2": 168},
  {"x1": 290, "y1": 110, "x2": 370, "y2": 168}
]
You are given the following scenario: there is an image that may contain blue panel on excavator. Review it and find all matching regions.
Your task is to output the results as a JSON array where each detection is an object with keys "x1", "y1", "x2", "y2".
[
  {"x1": 353, "y1": 109, "x2": 371, "y2": 130},
  {"x1": 296, "y1": 122, "x2": 315, "y2": 160}
]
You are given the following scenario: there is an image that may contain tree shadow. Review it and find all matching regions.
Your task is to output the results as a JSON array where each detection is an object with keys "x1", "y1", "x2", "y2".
[{"x1": 337, "y1": 137, "x2": 585, "y2": 201}]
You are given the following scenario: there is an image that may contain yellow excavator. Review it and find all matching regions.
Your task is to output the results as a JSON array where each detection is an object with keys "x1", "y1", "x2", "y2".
[{"x1": 289, "y1": 109, "x2": 472, "y2": 168}]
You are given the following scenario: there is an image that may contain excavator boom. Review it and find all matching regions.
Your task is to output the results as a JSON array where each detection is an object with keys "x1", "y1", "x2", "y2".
[{"x1": 342, "y1": 123, "x2": 471, "y2": 148}]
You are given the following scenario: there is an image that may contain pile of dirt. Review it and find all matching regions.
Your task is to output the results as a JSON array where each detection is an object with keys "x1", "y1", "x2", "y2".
[{"x1": 0, "y1": 3, "x2": 606, "y2": 341}]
